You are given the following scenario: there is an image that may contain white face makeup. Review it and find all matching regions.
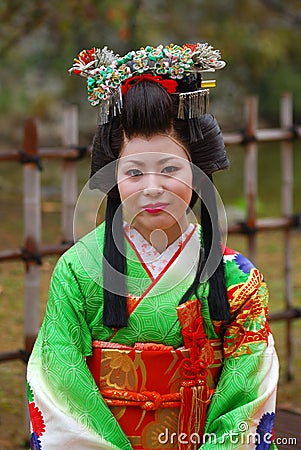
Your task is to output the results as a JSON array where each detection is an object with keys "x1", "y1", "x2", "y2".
[{"x1": 117, "y1": 135, "x2": 193, "y2": 246}]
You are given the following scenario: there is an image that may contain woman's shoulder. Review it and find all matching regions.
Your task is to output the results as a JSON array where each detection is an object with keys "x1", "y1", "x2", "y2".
[
  {"x1": 222, "y1": 246, "x2": 266, "y2": 314},
  {"x1": 222, "y1": 246, "x2": 257, "y2": 283},
  {"x1": 55, "y1": 222, "x2": 106, "y2": 271}
]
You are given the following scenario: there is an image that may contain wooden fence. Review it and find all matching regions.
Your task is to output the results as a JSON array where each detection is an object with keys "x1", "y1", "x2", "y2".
[{"x1": 0, "y1": 95, "x2": 301, "y2": 380}]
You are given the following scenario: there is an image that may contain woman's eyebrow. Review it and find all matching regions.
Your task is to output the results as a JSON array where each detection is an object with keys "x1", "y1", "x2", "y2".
[
  {"x1": 120, "y1": 159, "x2": 145, "y2": 166},
  {"x1": 120, "y1": 156, "x2": 181, "y2": 166},
  {"x1": 158, "y1": 157, "x2": 179, "y2": 164}
]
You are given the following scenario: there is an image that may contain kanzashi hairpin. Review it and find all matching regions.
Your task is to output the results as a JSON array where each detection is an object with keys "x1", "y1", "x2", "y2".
[{"x1": 69, "y1": 43, "x2": 226, "y2": 124}]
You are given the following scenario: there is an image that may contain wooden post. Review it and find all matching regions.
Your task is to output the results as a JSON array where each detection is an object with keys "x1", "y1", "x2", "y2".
[
  {"x1": 244, "y1": 96, "x2": 258, "y2": 263},
  {"x1": 280, "y1": 92, "x2": 294, "y2": 381},
  {"x1": 61, "y1": 106, "x2": 79, "y2": 244},
  {"x1": 23, "y1": 118, "x2": 41, "y2": 354}
]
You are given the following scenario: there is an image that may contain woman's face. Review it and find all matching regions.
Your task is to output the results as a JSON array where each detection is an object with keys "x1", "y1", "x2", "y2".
[{"x1": 117, "y1": 135, "x2": 193, "y2": 245}]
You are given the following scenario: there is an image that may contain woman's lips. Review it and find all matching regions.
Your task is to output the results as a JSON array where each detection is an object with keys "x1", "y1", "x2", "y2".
[{"x1": 143, "y1": 203, "x2": 169, "y2": 214}]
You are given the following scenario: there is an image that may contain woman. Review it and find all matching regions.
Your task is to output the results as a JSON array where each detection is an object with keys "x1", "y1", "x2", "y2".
[{"x1": 27, "y1": 43, "x2": 279, "y2": 449}]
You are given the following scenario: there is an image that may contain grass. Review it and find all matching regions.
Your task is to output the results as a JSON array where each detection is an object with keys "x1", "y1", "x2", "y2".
[{"x1": 0, "y1": 154, "x2": 301, "y2": 449}]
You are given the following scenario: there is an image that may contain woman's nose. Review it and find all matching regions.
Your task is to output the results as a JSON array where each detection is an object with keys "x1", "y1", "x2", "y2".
[
  {"x1": 143, "y1": 187, "x2": 164, "y2": 196},
  {"x1": 142, "y1": 173, "x2": 164, "y2": 196}
]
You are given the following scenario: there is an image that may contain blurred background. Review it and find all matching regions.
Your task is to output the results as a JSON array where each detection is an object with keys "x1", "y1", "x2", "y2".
[
  {"x1": 0, "y1": 0, "x2": 301, "y2": 448},
  {"x1": 1, "y1": 0, "x2": 301, "y2": 144}
]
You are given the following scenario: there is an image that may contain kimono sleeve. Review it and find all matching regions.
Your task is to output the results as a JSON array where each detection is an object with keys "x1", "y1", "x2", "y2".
[
  {"x1": 201, "y1": 268, "x2": 279, "y2": 450},
  {"x1": 27, "y1": 254, "x2": 132, "y2": 450}
]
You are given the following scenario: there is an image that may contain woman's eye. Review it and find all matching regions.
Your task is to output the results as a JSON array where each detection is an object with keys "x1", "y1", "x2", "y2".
[
  {"x1": 161, "y1": 166, "x2": 179, "y2": 174},
  {"x1": 126, "y1": 168, "x2": 143, "y2": 177}
]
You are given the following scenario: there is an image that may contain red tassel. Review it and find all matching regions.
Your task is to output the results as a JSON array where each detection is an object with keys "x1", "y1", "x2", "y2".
[
  {"x1": 178, "y1": 311, "x2": 215, "y2": 449},
  {"x1": 178, "y1": 379, "x2": 213, "y2": 450},
  {"x1": 179, "y1": 383, "x2": 197, "y2": 450}
]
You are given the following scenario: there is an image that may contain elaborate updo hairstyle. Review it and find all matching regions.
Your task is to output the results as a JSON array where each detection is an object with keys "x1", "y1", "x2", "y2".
[{"x1": 90, "y1": 78, "x2": 231, "y2": 328}]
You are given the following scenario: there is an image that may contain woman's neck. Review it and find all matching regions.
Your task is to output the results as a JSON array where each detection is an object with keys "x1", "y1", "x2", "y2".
[{"x1": 131, "y1": 216, "x2": 189, "y2": 253}]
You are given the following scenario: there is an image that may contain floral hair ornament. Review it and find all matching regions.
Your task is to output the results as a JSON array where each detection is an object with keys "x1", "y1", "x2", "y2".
[{"x1": 69, "y1": 43, "x2": 226, "y2": 125}]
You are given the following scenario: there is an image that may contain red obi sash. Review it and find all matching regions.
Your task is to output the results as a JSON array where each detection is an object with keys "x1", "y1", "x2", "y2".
[{"x1": 87, "y1": 299, "x2": 223, "y2": 449}]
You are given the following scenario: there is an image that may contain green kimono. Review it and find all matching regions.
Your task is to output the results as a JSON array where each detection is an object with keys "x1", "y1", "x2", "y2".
[{"x1": 27, "y1": 222, "x2": 278, "y2": 449}]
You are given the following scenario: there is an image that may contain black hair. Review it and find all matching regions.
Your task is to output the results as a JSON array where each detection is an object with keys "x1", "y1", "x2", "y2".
[{"x1": 90, "y1": 79, "x2": 231, "y2": 327}]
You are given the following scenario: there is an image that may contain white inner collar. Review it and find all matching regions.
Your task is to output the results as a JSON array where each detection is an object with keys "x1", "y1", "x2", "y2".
[{"x1": 124, "y1": 223, "x2": 195, "y2": 278}]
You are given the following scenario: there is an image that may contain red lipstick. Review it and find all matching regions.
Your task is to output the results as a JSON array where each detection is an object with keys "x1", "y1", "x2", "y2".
[{"x1": 143, "y1": 203, "x2": 168, "y2": 214}]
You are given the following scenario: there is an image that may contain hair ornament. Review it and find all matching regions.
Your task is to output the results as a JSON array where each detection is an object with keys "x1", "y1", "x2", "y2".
[
  {"x1": 178, "y1": 88, "x2": 210, "y2": 119},
  {"x1": 69, "y1": 43, "x2": 226, "y2": 124}
]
